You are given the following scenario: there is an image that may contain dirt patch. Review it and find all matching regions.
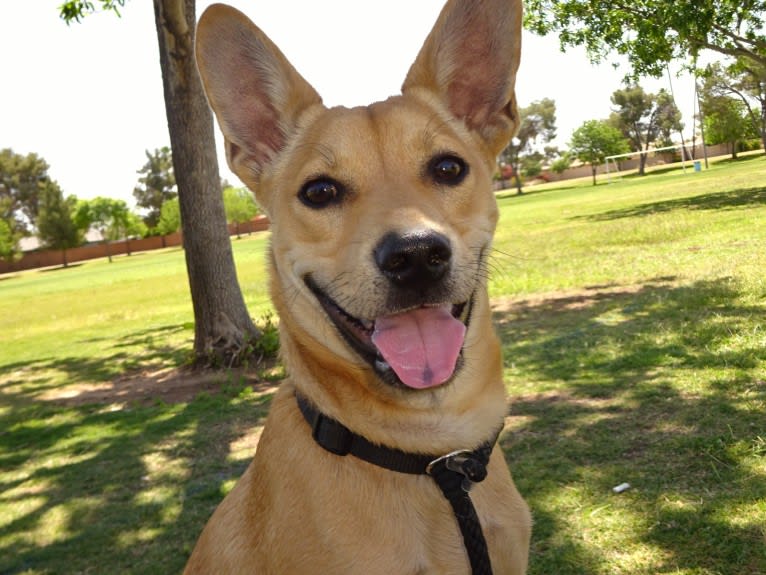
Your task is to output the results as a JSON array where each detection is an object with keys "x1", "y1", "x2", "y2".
[{"x1": 40, "y1": 364, "x2": 280, "y2": 408}]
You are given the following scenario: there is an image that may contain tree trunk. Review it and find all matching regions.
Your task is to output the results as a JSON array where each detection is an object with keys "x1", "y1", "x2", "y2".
[
  {"x1": 153, "y1": 0, "x2": 260, "y2": 367},
  {"x1": 591, "y1": 165, "x2": 597, "y2": 186},
  {"x1": 511, "y1": 158, "x2": 523, "y2": 194},
  {"x1": 638, "y1": 148, "x2": 648, "y2": 175}
]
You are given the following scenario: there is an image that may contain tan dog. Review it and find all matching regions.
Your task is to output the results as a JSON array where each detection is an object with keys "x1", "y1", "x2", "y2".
[{"x1": 187, "y1": 0, "x2": 531, "y2": 572}]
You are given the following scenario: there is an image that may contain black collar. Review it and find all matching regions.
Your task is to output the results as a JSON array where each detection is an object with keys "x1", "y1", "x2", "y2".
[
  {"x1": 295, "y1": 392, "x2": 500, "y2": 575},
  {"x1": 296, "y1": 392, "x2": 497, "y2": 476}
]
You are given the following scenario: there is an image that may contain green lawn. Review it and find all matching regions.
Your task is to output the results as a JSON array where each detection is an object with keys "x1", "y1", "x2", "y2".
[{"x1": 1, "y1": 153, "x2": 764, "y2": 574}]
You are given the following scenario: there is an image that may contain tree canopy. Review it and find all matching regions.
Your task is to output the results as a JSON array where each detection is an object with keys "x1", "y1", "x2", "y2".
[
  {"x1": 704, "y1": 99, "x2": 756, "y2": 157},
  {"x1": 133, "y1": 147, "x2": 176, "y2": 230},
  {"x1": 0, "y1": 219, "x2": 21, "y2": 263},
  {"x1": 75, "y1": 196, "x2": 145, "y2": 262},
  {"x1": 699, "y1": 65, "x2": 760, "y2": 157},
  {"x1": 524, "y1": 0, "x2": 766, "y2": 77},
  {"x1": 0, "y1": 148, "x2": 55, "y2": 236},
  {"x1": 36, "y1": 185, "x2": 83, "y2": 267},
  {"x1": 156, "y1": 197, "x2": 181, "y2": 236},
  {"x1": 700, "y1": 58, "x2": 766, "y2": 150},
  {"x1": 223, "y1": 187, "x2": 259, "y2": 238},
  {"x1": 59, "y1": 0, "x2": 126, "y2": 23},
  {"x1": 499, "y1": 98, "x2": 557, "y2": 193},
  {"x1": 569, "y1": 120, "x2": 630, "y2": 185},
  {"x1": 609, "y1": 86, "x2": 683, "y2": 174},
  {"x1": 1, "y1": 149, "x2": 70, "y2": 260}
]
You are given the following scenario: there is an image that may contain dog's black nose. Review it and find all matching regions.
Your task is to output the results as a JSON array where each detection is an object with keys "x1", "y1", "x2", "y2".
[{"x1": 374, "y1": 231, "x2": 452, "y2": 289}]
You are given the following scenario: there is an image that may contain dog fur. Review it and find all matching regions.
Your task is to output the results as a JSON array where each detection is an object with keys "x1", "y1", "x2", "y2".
[{"x1": 186, "y1": 1, "x2": 531, "y2": 572}]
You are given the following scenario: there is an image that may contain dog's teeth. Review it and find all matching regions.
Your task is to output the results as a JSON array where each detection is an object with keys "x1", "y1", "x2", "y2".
[{"x1": 375, "y1": 358, "x2": 390, "y2": 372}]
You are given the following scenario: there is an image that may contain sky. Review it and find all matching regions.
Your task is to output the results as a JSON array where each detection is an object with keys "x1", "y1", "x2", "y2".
[{"x1": 1, "y1": 1, "x2": 705, "y2": 208}]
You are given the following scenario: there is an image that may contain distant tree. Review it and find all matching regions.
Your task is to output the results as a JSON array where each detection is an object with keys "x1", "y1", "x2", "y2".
[
  {"x1": 156, "y1": 196, "x2": 181, "y2": 236},
  {"x1": 703, "y1": 98, "x2": 756, "y2": 158},
  {"x1": 610, "y1": 86, "x2": 683, "y2": 175},
  {"x1": 0, "y1": 148, "x2": 55, "y2": 238},
  {"x1": 550, "y1": 153, "x2": 572, "y2": 174},
  {"x1": 36, "y1": 185, "x2": 83, "y2": 267},
  {"x1": 524, "y1": 0, "x2": 766, "y2": 78},
  {"x1": 499, "y1": 98, "x2": 557, "y2": 193},
  {"x1": 0, "y1": 218, "x2": 22, "y2": 263},
  {"x1": 62, "y1": 1, "x2": 262, "y2": 366},
  {"x1": 120, "y1": 212, "x2": 148, "y2": 256},
  {"x1": 569, "y1": 120, "x2": 631, "y2": 186},
  {"x1": 223, "y1": 187, "x2": 259, "y2": 239},
  {"x1": 701, "y1": 59, "x2": 766, "y2": 152},
  {"x1": 519, "y1": 154, "x2": 543, "y2": 179},
  {"x1": 75, "y1": 196, "x2": 136, "y2": 262},
  {"x1": 133, "y1": 147, "x2": 176, "y2": 229}
]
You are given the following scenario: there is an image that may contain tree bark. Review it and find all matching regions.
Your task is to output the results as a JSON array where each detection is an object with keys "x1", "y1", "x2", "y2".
[
  {"x1": 153, "y1": 0, "x2": 260, "y2": 366},
  {"x1": 511, "y1": 155, "x2": 523, "y2": 194}
]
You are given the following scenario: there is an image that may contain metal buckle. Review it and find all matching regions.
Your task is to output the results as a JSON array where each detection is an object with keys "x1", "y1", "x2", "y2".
[{"x1": 426, "y1": 449, "x2": 488, "y2": 492}]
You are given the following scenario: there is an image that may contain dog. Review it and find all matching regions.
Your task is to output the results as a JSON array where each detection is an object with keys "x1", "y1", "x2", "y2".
[{"x1": 186, "y1": 1, "x2": 531, "y2": 572}]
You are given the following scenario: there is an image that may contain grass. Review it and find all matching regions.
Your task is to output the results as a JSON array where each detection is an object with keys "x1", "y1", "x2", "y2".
[
  {"x1": 1, "y1": 153, "x2": 765, "y2": 574},
  {"x1": 1, "y1": 236, "x2": 272, "y2": 392}
]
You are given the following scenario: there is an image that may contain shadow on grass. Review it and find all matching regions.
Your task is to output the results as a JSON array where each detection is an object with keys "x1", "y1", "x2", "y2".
[
  {"x1": 495, "y1": 277, "x2": 766, "y2": 574},
  {"x1": 38, "y1": 263, "x2": 85, "y2": 273},
  {"x1": 585, "y1": 185, "x2": 766, "y2": 221},
  {"x1": 0, "y1": 324, "x2": 193, "y2": 403},
  {"x1": 615, "y1": 152, "x2": 764, "y2": 181},
  {"x1": 711, "y1": 153, "x2": 765, "y2": 166},
  {"x1": 0, "y1": 322, "x2": 276, "y2": 574},
  {"x1": 496, "y1": 181, "x2": 588, "y2": 201}
]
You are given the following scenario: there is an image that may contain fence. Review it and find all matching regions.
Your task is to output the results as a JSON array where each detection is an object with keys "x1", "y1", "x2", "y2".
[
  {"x1": 0, "y1": 215, "x2": 270, "y2": 275},
  {"x1": 543, "y1": 143, "x2": 737, "y2": 183}
]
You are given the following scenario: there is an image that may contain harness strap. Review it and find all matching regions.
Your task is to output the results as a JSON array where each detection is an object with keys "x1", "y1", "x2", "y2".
[{"x1": 296, "y1": 393, "x2": 497, "y2": 575}]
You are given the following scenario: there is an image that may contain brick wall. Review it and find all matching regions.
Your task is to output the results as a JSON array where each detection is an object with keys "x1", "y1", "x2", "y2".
[{"x1": 0, "y1": 215, "x2": 269, "y2": 275}]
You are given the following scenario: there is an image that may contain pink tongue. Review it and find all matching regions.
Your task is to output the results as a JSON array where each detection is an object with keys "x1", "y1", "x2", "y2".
[{"x1": 371, "y1": 306, "x2": 466, "y2": 389}]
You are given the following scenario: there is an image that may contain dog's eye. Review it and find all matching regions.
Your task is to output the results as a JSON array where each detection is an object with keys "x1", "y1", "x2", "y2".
[
  {"x1": 299, "y1": 178, "x2": 344, "y2": 208},
  {"x1": 429, "y1": 154, "x2": 468, "y2": 186}
]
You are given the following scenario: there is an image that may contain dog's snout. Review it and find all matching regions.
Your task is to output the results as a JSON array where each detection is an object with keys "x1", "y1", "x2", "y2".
[{"x1": 374, "y1": 231, "x2": 452, "y2": 288}]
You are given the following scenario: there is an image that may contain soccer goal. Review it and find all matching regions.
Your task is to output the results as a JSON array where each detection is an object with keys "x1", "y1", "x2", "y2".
[{"x1": 605, "y1": 143, "x2": 693, "y2": 183}]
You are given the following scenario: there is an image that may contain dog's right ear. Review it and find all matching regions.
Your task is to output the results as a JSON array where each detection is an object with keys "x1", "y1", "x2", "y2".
[{"x1": 195, "y1": 4, "x2": 323, "y2": 192}]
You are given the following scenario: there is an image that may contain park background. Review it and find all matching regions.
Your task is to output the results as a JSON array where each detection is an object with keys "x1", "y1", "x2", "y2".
[{"x1": 1, "y1": 1, "x2": 764, "y2": 574}]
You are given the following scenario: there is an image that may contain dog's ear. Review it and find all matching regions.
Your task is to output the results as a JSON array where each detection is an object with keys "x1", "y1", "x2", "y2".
[
  {"x1": 402, "y1": 0, "x2": 522, "y2": 156},
  {"x1": 195, "y1": 4, "x2": 322, "y2": 188}
]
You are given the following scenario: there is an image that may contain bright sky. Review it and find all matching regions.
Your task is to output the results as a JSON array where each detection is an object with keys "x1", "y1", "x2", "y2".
[{"x1": 1, "y1": 1, "x2": 703, "y2": 208}]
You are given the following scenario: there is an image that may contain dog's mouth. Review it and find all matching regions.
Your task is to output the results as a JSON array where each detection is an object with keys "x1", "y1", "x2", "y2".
[{"x1": 305, "y1": 277, "x2": 472, "y2": 390}]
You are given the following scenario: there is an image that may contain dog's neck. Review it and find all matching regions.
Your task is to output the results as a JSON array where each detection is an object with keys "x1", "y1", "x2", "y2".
[{"x1": 277, "y1": 301, "x2": 508, "y2": 455}]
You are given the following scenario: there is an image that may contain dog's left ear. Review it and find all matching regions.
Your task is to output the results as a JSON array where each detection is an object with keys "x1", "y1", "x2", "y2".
[{"x1": 402, "y1": 0, "x2": 522, "y2": 156}]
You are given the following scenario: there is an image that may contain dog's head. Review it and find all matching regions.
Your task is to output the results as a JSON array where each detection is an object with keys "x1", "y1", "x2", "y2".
[{"x1": 196, "y1": 1, "x2": 521, "y2": 400}]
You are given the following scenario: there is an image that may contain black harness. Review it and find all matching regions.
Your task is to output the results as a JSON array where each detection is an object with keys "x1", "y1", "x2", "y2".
[{"x1": 296, "y1": 393, "x2": 498, "y2": 575}]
